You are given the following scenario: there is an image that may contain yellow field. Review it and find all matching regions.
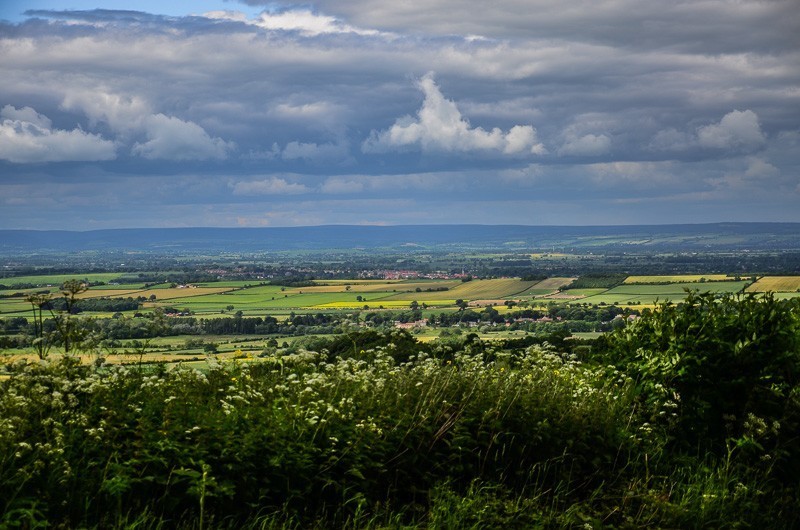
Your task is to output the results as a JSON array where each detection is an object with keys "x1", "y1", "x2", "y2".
[
  {"x1": 0, "y1": 350, "x2": 252, "y2": 366},
  {"x1": 287, "y1": 284, "x2": 386, "y2": 293},
  {"x1": 746, "y1": 276, "x2": 800, "y2": 292},
  {"x1": 448, "y1": 278, "x2": 539, "y2": 299},
  {"x1": 317, "y1": 299, "x2": 455, "y2": 309},
  {"x1": 313, "y1": 279, "x2": 397, "y2": 285},
  {"x1": 76, "y1": 289, "x2": 143, "y2": 299},
  {"x1": 288, "y1": 280, "x2": 460, "y2": 294},
  {"x1": 624, "y1": 275, "x2": 731, "y2": 284},
  {"x1": 379, "y1": 279, "x2": 526, "y2": 301}
]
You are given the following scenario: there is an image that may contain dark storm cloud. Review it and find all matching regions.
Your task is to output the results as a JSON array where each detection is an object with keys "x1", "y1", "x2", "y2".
[{"x1": 0, "y1": 1, "x2": 797, "y2": 228}]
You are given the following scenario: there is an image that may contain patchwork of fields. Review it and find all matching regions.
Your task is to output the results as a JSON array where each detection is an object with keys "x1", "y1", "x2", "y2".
[{"x1": 2, "y1": 273, "x2": 800, "y2": 318}]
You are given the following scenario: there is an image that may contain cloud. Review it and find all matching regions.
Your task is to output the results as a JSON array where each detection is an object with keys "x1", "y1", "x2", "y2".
[
  {"x1": 61, "y1": 91, "x2": 152, "y2": 134},
  {"x1": 0, "y1": 5, "x2": 798, "y2": 227},
  {"x1": 697, "y1": 109, "x2": 766, "y2": 150},
  {"x1": 558, "y1": 133, "x2": 611, "y2": 157},
  {"x1": 319, "y1": 177, "x2": 366, "y2": 194},
  {"x1": 231, "y1": 177, "x2": 310, "y2": 195},
  {"x1": 1, "y1": 105, "x2": 51, "y2": 128},
  {"x1": 363, "y1": 73, "x2": 546, "y2": 155},
  {"x1": 266, "y1": 0, "x2": 799, "y2": 55},
  {"x1": 648, "y1": 128, "x2": 694, "y2": 152},
  {"x1": 318, "y1": 171, "x2": 462, "y2": 195},
  {"x1": 281, "y1": 141, "x2": 350, "y2": 162},
  {"x1": 707, "y1": 156, "x2": 782, "y2": 191},
  {"x1": 586, "y1": 161, "x2": 675, "y2": 184},
  {"x1": 132, "y1": 114, "x2": 233, "y2": 160},
  {"x1": 204, "y1": 8, "x2": 388, "y2": 37},
  {"x1": 743, "y1": 157, "x2": 779, "y2": 179},
  {"x1": 62, "y1": 91, "x2": 233, "y2": 160},
  {"x1": 0, "y1": 106, "x2": 116, "y2": 163}
]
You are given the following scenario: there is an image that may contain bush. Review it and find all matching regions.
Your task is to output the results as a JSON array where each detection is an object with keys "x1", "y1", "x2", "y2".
[{"x1": 598, "y1": 291, "x2": 800, "y2": 476}]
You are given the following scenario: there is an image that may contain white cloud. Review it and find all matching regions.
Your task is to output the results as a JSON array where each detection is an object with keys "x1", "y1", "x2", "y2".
[
  {"x1": 558, "y1": 133, "x2": 611, "y2": 156},
  {"x1": 1, "y1": 105, "x2": 52, "y2": 128},
  {"x1": 63, "y1": 91, "x2": 234, "y2": 161},
  {"x1": 0, "y1": 106, "x2": 116, "y2": 163},
  {"x1": 231, "y1": 177, "x2": 311, "y2": 195},
  {"x1": 204, "y1": 9, "x2": 388, "y2": 37},
  {"x1": 697, "y1": 109, "x2": 766, "y2": 150},
  {"x1": 362, "y1": 73, "x2": 546, "y2": 155},
  {"x1": 61, "y1": 91, "x2": 151, "y2": 134},
  {"x1": 272, "y1": 102, "x2": 341, "y2": 121},
  {"x1": 132, "y1": 114, "x2": 233, "y2": 160}
]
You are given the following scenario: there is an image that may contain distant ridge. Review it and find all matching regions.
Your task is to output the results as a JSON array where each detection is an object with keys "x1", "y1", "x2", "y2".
[{"x1": 1, "y1": 223, "x2": 799, "y2": 254}]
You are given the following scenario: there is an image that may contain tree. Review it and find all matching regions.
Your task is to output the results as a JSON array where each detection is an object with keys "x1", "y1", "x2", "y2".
[
  {"x1": 26, "y1": 292, "x2": 53, "y2": 359},
  {"x1": 50, "y1": 280, "x2": 88, "y2": 355}
]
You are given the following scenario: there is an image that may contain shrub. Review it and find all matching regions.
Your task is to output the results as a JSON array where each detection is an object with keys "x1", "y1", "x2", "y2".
[{"x1": 599, "y1": 291, "x2": 800, "y2": 478}]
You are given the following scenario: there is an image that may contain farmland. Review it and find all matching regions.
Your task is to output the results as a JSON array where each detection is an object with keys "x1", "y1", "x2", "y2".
[
  {"x1": 3, "y1": 271, "x2": 800, "y2": 367},
  {"x1": 2, "y1": 242, "x2": 800, "y2": 529},
  {"x1": 623, "y1": 274, "x2": 732, "y2": 284},
  {"x1": 1, "y1": 291, "x2": 799, "y2": 528},
  {"x1": 746, "y1": 276, "x2": 800, "y2": 292},
  {"x1": 4, "y1": 273, "x2": 800, "y2": 321}
]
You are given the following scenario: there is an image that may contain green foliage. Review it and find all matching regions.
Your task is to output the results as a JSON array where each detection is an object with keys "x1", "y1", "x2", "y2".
[
  {"x1": 565, "y1": 273, "x2": 628, "y2": 290},
  {"x1": 599, "y1": 291, "x2": 800, "y2": 476},
  {"x1": 0, "y1": 345, "x2": 638, "y2": 527},
  {"x1": 2, "y1": 298, "x2": 799, "y2": 528}
]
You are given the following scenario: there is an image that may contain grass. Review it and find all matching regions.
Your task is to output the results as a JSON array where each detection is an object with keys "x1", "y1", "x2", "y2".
[
  {"x1": 553, "y1": 288, "x2": 607, "y2": 297},
  {"x1": 0, "y1": 273, "x2": 124, "y2": 287}
]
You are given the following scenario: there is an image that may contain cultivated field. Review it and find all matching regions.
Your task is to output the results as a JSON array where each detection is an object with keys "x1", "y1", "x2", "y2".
[
  {"x1": 3, "y1": 273, "x2": 800, "y2": 319},
  {"x1": 0, "y1": 273, "x2": 124, "y2": 286},
  {"x1": 746, "y1": 276, "x2": 800, "y2": 292},
  {"x1": 524, "y1": 277, "x2": 576, "y2": 293},
  {"x1": 623, "y1": 274, "x2": 732, "y2": 284}
]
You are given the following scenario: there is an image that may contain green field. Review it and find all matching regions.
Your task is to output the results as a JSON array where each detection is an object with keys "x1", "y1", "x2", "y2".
[
  {"x1": 0, "y1": 273, "x2": 123, "y2": 287},
  {"x1": 3, "y1": 273, "x2": 799, "y2": 319},
  {"x1": 382, "y1": 278, "x2": 538, "y2": 302},
  {"x1": 580, "y1": 280, "x2": 750, "y2": 305}
]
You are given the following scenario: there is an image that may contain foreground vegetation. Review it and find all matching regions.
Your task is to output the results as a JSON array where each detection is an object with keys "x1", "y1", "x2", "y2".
[{"x1": 1, "y1": 292, "x2": 799, "y2": 528}]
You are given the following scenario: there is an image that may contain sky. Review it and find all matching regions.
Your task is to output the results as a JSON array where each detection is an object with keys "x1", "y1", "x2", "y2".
[{"x1": 0, "y1": 0, "x2": 798, "y2": 229}]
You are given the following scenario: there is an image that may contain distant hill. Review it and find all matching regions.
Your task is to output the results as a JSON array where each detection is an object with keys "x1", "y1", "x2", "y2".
[{"x1": 1, "y1": 223, "x2": 799, "y2": 254}]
